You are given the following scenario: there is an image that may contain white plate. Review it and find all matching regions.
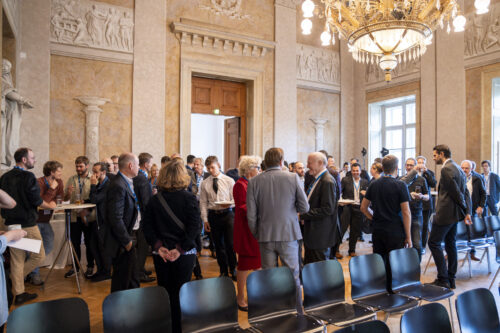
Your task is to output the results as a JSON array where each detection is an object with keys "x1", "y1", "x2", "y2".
[{"x1": 215, "y1": 201, "x2": 234, "y2": 205}]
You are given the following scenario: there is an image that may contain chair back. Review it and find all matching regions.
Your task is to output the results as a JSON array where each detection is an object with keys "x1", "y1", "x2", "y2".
[
  {"x1": 495, "y1": 230, "x2": 500, "y2": 262},
  {"x1": 470, "y1": 216, "x2": 487, "y2": 239},
  {"x1": 7, "y1": 297, "x2": 89, "y2": 333},
  {"x1": 485, "y1": 215, "x2": 500, "y2": 237},
  {"x1": 389, "y1": 248, "x2": 420, "y2": 290},
  {"x1": 456, "y1": 220, "x2": 470, "y2": 242},
  {"x1": 247, "y1": 266, "x2": 296, "y2": 320},
  {"x1": 335, "y1": 320, "x2": 390, "y2": 333},
  {"x1": 349, "y1": 253, "x2": 387, "y2": 300},
  {"x1": 401, "y1": 303, "x2": 452, "y2": 333},
  {"x1": 302, "y1": 260, "x2": 345, "y2": 309},
  {"x1": 180, "y1": 277, "x2": 238, "y2": 332},
  {"x1": 456, "y1": 288, "x2": 500, "y2": 333},
  {"x1": 103, "y1": 286, "x2": 171, "y2": 333}
]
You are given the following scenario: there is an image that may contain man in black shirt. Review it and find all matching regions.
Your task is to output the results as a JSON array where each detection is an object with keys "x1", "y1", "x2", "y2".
[{"x1": 361, "y1": 155, "x2": 412, "y2": 290}]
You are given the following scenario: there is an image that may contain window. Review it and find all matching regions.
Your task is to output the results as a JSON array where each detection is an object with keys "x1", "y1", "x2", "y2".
[
  {"x1": 492, "y1": 78, "x2": 500, "y2": 174},
  {"x1": 369, "y1": 95, "x2": 416, "y2": 175}
]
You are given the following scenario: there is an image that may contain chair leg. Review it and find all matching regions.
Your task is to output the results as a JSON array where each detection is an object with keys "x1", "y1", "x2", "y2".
[
  {"x1": 480, "y1": 249, "x2": 487, "y2": 263},
  {"x1": 468, "y1": 252, "x2": 472, "y2": 278},
  {"x1": 424, "y1": 254, "x2": 433, "y2": 274},
  {"x1": 486, "y1": 248, "x2": 491, "y2": 274},
  {"x1": 448, "y1": 297, "x2": 455, "y2": 333},
  {"x1": 383, "y1": 312, "x2": 389, "y2": 322},
  {"x1": 489, "y1": 267, "x2": 500, "y2": 289}
]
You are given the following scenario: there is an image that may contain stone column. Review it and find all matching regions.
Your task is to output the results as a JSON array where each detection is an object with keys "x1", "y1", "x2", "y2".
[
  {"x1": 310, "y1": 118, "x2": 328, "y2": 151},
  {"x1": 274, "y1": 0, "x2": 298, "y2": 161},
  {"x1": 340, "y1": 40, "x2": 356, "y2": 163},
  {"x1": 75, "y1": 96, "x2": 110, "y2": 164}
]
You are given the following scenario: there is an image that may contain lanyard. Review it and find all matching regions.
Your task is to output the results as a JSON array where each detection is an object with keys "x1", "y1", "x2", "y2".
[
  {"x1": 306, "y1": 170, "x2": 327, "y2": 195},
  {"x1": 13, "y1": 166, "x2": 24, "y2": 171},
  {"x1": 44, "y1": 177, "x2": 51, "y2": 189},
  {"x1": 151, "y1": 178, "x2": 157, "y2": 186},
  {"x1": 138, "y1": 169, "x2": 148, "y2": 179},
  {"x1": 77, "y1": 175, "x2": 86, "y2": 195},
  {"x1": 119, "y1": 172, "x2": 140, "y2": 212},
  {"x1": 353, "y1": 179, "x2": 360, "y2": 194}
]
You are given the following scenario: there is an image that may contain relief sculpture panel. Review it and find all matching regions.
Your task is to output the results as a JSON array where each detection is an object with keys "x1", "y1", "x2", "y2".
[
  {"x1": 51, "y1": 0, "x2": 134, "y2": 53},
  {"x1": 464, "y1": 3, "x2": 500, "y2": 58},
  {"x1": 296, "y1": 43, "x2": 340, "y2": 89}
]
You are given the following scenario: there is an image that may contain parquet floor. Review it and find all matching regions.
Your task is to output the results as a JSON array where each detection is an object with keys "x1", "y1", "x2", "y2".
[{"x1": 12, "y1": 237, "x2": 500, "y2": 332}]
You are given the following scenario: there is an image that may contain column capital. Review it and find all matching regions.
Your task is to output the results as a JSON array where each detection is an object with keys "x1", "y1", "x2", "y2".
[
  {"x1": 310, "y1": 117, "x2": 328, "y2": 127},
  {"x1": 310, "y1": 118, "x2": 328, "y2": 151},
  {"x1": 75, "y1": 96, "x2": 110, "y2": 113}
]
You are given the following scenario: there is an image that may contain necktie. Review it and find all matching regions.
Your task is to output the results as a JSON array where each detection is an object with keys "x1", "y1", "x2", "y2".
[{"x1": 213, "y1": 177, "x2": 219, "y2": 194}]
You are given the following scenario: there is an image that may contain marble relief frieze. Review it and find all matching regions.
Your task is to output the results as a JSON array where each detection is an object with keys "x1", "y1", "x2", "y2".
[
  {"x1": 198, "y1": 0, "x2": 251, "y2": 20},
  {"x1": 464, "y1": 3, "x2": 500, "y2": 59},
  {"x1": 296, "y1": 43, "x2": 340, "y2": 90}
]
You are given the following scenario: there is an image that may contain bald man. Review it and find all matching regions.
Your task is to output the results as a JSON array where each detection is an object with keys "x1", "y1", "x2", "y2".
[{"x1": 105, "y1": 153, "x2": 140, "y2": 292}]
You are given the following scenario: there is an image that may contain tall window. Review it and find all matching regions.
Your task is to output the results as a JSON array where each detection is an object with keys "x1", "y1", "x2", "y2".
[
  {"x1": 492, "y1": 78, "x2": 500, "y2": 174},
  {"x1": 369, "y1": 95, "x2": 416, "y2": 174}
]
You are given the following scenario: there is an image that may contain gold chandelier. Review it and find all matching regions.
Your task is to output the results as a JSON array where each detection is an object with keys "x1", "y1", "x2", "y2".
[{"x1": 301, "y1": 0, "x2": 467, "y2": 81}]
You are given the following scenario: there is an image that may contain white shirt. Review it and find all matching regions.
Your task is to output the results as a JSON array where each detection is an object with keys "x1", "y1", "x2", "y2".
[
  {"x1": 467, "y1": 175, "x2": 473, "y2": 199},
  {"x1": 122, "y1": 173, "x2": 141, "y2": 230},
  {"x1": 485, "y1": 173, "x2": 490, "y2": 195},
  {"x1": 199, "y1": 173, "x2": 235, "y2": 222},
  {"x1": 353, "y1": 178, "x2": 361, "y2": 204}
]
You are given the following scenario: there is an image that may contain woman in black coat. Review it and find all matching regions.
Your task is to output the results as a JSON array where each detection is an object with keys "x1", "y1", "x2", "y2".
[{"x1": 142, "y1": 158, "x2": 202, "y2": 333}]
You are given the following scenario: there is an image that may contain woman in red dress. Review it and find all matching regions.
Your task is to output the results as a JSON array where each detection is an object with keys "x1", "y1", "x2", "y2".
[{"x1": 233, "y1": 155, "x2": 262, "y2": 311}]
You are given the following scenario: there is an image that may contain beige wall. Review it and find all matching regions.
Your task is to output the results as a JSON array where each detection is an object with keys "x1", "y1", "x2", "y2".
[
  {"x1": 296, "y1": 88, "x2": 340, "y2": 164},
  {"x1": 2, "y1": 36, "x2": 15, "y2": 83},
  {"x1": 50, "y1": 55, "x2": 132, "y2": 181}
]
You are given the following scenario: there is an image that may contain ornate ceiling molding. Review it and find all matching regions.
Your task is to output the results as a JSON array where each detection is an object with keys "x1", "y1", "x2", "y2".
[
  {"x1": 198, "y1": 0, "x2": 251, "y2": 20},
  {"x1": 171, "y1": 20, "x2": 275, "y2": 58}
]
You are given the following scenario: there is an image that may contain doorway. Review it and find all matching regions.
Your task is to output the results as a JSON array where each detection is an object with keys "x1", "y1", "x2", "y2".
[{"x1": 191, "y1": 76, "x2": 246, "y2": 171}]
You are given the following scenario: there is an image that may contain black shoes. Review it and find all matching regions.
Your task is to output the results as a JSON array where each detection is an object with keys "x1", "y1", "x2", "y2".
[
  {"x1": 238, "y1": 304, "x2": 248, "y2": 312},
  {"x1": 15, "y1": 292, "x2": 38, "y2": 305},
  {"x1": 90, "y1": 272, "x2": 111, "y2": 282},
  {"x1": 431, "y1": 279, "x2": 450, "y2": 289},
  {"x1": 84, "y1": 267, "x2": 94, "y2": 279},
  {"x1": 449, "y1": 278, "x2": 456, "y2": 289},
  {"x1": 139, "y1": 274, "x2": 156, "y2": 283},
  {"x1": 64, "y1": 269, "x2": 78, "y2": 278},
  {"x1": 195, "y1": 275, "x2": 203, "y2": 280}
]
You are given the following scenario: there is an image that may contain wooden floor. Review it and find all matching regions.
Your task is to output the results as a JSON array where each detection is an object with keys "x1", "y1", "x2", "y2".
[{"x1": 12, "y1": 236, "x2": 500, "y2": 333}]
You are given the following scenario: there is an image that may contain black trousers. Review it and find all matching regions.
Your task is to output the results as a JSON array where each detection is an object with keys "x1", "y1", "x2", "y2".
[
  {"x1": 70, "y1": 217, "x2": 94, "y2": 269},
  {"x1": 421, "y1": 209, "x2": 432, "y2": 251},
  {"x1": 208, "y1": 210, "x2": 237, "y2": 275},
  {"x1": 340, "y1": 205, "x2": 363, "y2": 253},
  {"x1": 193, "y1": 256, "x2": 202, "y2": 278},
  {"x1": 135, "y1": 227, "x2": 149, "y2": 277},
  {"x1": 304, "y1": 247, "x2": 330, "y2": 265},
  {"x1": 90, "y1": 222, "x2": 111, "y2": 274},
  {"x1": 154, "y1": 254, "x2": 195, "y2": 333},
  {"x1": 428, "y1": 222, "x2": 458, "y2": 282},
  {"x1": 372, "y1": 229, "x2": 405, "y2": 292},
  {"x1": 111, "y1": 247, "x2": 139, "y2": 292}
]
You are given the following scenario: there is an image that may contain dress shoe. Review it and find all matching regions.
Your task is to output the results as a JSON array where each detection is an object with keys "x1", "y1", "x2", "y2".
[
  {"x1": 64, "y1": 268, "x2": 78, "y2": 278},
  {"x1": 91, "y1": 272, "x2": 111, "y2": 282},
  {"x1": 15, "y1": 292, "x2": 38, "y2": 305},
  {"x1": 29, "y1": 274, "x2": 44, "y2": 286},
  {"x1": 85, "y1": 267, "x2": 94, "y2": 279},
  {"x1": 195, "y1": 275, "x2": 203, "y2": 280},
  {"x1": 431, "y1": 279, "x2": 450, "y2": 289},
  {"x1": 238, "y1": 304, "x2": 248, "y2": 312},
  {"x1": 140, "y1": 274, "x2": 156, "y2": 283},
  {"x1": 349, "y1": 252, "x2": 356, "y2": 257},
  {"x1": 144, "y1": 270, "x2": 153, "y2": 276},
  {"x1": 471, "y1": 254, "x2": 480, "y2": 261},
  {"x1": 335, "y1": 252, "x2": 343, "y2": 259},
  {"x1": 449, "y1": 278, "x2": 456, "y2": 289}
]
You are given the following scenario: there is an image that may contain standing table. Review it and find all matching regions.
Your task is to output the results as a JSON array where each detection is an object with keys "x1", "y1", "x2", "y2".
[{"x1": 43, "y1": 203, "x2": 96, "y2": 293}]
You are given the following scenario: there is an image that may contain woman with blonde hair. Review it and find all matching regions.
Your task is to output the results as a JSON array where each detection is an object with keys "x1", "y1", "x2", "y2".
[
  {"x1": 370, "y1": 162, "x2": 383, "y2": 181},
  {"x1": 149, "y1": 163, "x2": 159, "y2": 188},
  {"x1": 142, "y1": 159, "x2": 202, "y2": 333},
  {"x1": 233, "y1": 155, "x2": 262, "y2": 311}
]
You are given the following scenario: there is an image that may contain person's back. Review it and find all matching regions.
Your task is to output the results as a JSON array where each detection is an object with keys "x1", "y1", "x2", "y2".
[{"x1": 247, "y1": 167, "x2": 309, "y2": 242}]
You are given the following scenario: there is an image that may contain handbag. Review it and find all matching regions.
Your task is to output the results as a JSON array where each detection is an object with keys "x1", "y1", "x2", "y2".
[{"x1": 157, "y1": 193, "x2": 185, "y2": 231}]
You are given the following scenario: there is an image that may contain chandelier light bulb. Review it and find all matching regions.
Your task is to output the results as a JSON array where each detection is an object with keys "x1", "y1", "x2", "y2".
[
  {"x1": 301, "y1": 18, "x2": 313, "y2": 35},
  {"x1": 453, "y1": 15, "x2": 466, "y2": 32},
  {"x1": 321, "y1": 30, "x2": 332, "y2": 46},
  {"x1": 475, "y1": 0, "x2": 490, "y2": 14},
  {"x1": 424, "y1": 33, "x2": 433, "y2": 45},
  {"x1": 302, "y1": 0, "x2": 315, "y2": 18}
]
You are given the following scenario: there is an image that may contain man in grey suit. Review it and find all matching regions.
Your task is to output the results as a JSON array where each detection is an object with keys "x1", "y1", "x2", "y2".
[
  {"x1": 429, "y1": 144, "x2": 471, "y2": 289},
  {"x1": 299, "y1": 152, "x2": 339, "y2": 264},
  {"x1": 247, "y1": 147, "x2": 309, "y2": 312}
]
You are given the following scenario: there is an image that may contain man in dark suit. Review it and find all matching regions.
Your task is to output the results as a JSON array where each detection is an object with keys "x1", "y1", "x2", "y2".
[
  {"x1": 105, "y1": 153, "x2": 140, "y2": 292},
  {"x1": 88, "y1": 162, "x2": 112, "y2": 282},
  {"x1": 416, "y1": 156, "x2": 437, "y2": 253},
  {"x1": 133, "y1": 152, "x2": 155, "y2": 283},
  {"x1": 338, "y1": 163, "x2": 369, "y2": 256},
  {"x1": 299, "y1": 153, "x2": 339, "y2": 264},
  {"x1": 481, "y1": 160, "x2": 500, "y2": 216},
  {"x1": 345, "y1": 158, "x2": 370, "y2": 182},
  {"x1": 429, "y1": 145, "x2": 471, "y2": 289}
]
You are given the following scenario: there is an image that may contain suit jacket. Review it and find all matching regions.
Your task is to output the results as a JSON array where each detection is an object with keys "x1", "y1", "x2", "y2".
[
  {"x1": 483, "y1": 172, "x2": 500, "y2": 204},
  {"x1": 89, "y1": 176, "x2": 110, "y2": 229},
  {"x1": 105, "y1": 173, "x2": 139, "y2": 258},
  {"x1": 133, "y1": 171, "x2": 152, "y2": 216},
  {"x1": 300, "y1": 171, "x2": 339, "y2": 250},
  {"x1": 435, "y1": 160, "x2": 471, "y2": 226},
  {"x1": 226, "y1": 168, "x2": 240, "y2": 183},
  {"x1": 247, "y1": 167, "x2": 309, "y2": 242},
  {"x1": 340, "y1": 176, "x2": 369, "y2": 201},
  {"x1": 187, "y1": 169, "x2": 198, "y2": 195},
  {"x1": 420, "y1": 169, "x2": 436, "y2": 211},
  {"x1": 345, "y1": 170, "x2": 371, "y2": 182},
  {"x1": 470, "y1": 174, "x2": 486, "y2": 213},
  {"x1": 304, "y1": 168, "x2": 341, "y2": 198}
]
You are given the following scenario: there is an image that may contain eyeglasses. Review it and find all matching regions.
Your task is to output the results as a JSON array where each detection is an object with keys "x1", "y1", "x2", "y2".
[
  {"x1": 406, "y1": 164, "x2": 415, "y2": 167},
  {"x1": 252, "y1": 165, "x2": 261, "y2": 170}
]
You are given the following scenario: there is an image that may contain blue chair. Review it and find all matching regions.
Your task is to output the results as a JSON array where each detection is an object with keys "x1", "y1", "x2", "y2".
[
  {"x1": 401, "y1": 303, "x2": 452, "y2": 333},
  {"x1": 335, "y1": 320, "x2": 389, "y2": 333},
  {"x1": 456, "y1": 288, "x2": 500, "y2": 333},
  {"x1": 302, "y1": 260, "x2": 375, "y2": 327},
  {"x1": 7, "y1": 297, "x2": 89, "y2": 333},
  {"x1": 489, "y1": 230, "x2": 500, "y2": 289}
]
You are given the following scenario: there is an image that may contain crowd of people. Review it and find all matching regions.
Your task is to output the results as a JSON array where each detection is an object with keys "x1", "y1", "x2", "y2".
[{"x1": 0, "y1": 144, "x2": 499, "y2": 332}]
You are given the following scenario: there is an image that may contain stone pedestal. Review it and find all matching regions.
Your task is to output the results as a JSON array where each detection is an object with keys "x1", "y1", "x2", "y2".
[
  {"x1": 75, "y1": 96, "x2": 110, "y2": 164},
  {"x1": 310, "y1": 118, "x2": 328, "y2": 151}
]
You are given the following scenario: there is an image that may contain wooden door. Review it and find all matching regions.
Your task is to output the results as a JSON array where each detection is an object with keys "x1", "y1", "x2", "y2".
[{"x1": 224, "y1": 117, "x2": 240, "y2": 171}]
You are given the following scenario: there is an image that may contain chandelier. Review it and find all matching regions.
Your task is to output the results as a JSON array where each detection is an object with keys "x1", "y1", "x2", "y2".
[{"x1": 301, "y1": 0, "x2": 472, "y2": 81}]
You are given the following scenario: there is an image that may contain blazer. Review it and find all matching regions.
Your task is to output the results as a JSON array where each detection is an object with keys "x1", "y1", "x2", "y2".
[
  {"x1": 300, "y1": 171, "x2": 339, "y2": 250},
  {"x1": 304, "y1": 168, "x2": 341, "y2": 198},
  {"x1": 345, "y1": 170, "x2": 371, "y2": 182},
  {"x1": 434, "y1": 160, "x2": 471, "y2": 226},
  {"x1": 470, "y1": 174, "x2": 486, "y2": 213},
  {"x1": 483, "y1": 172, "x2": 500, "y2": 204},
  {"x1": 105, "y1": 173, "x2": 139, "y2": 258},
  {"x1": 247, "y1": 167, "x2": 309, "y2": 242},
  {"x1": 89, "y1": 176, "x2": 110, "y2": 229},
  {"x1": 420, "y1": 169, "x2": 436, "y2": 211},
  {"x1": 133, "y1": 171, "x2": 152, "y2": 216},
  {"x1": 340, "y1": 176, "x2": 369, "y2": 201}
]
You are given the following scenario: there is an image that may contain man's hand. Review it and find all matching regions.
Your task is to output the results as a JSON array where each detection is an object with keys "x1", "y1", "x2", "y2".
[
  {"x1": 219, "y1": 204, "x2": 231, "y2": 209},
  {"x1": 167, "y1": 249, "x2": 181, "y2": 262},
  {"x1": 464, "y1": 214, "x2": 473, "y2": 225},
  {"x1": 125, "y1": 241, "x2": 133, "y2": 251},
  {"x1": 476, "y1": 207, "x2": 483, "y2": 216},
  {"x1": 67, "y1": 185, "x2": 74, "y2": 195},
  {"x1": 404, "y1": 237, "x2": 412, "y2": 248},
  {"x1": 90, "y1": 173, "x2": 98, "y2": 185},
  {"x1": 204, "y1": 221, "x2": 211, "y2": 232},
  {"x1": 411, "y1": 192, "x2": 423, "y2": 200},
  {"x1": 158, "y1": 246, "x2": 170, "y2": 262}
]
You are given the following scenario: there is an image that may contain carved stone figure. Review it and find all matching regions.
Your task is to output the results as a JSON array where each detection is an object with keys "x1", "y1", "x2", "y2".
[
  {"x1": 119, "y1": 12, "x2": 134, "y2": 51},
  {"x1": 296, "y1": 44, "x2": 340, "y2": 85},
  {"x1": 1, "y1": 59, "x2": 34, "y2": 167},
  {"x1": 484, "y1": 18, "x2": 499, "y2": 50},
  {"x1": 464, "y1": 3, "x2": 500, "y2": 58},
  {"x1": 51, "y1": 10, "x2": 65, "y2": 41},
  {"x1": 104, "y1": 8, "x2": 120, "y2": 48},
  {"x1": 86, "y1": 4, "x2": 105, "y2": 45},
  {"x1": 199, "y1": 0, "x2": 250, "y2": 20}
]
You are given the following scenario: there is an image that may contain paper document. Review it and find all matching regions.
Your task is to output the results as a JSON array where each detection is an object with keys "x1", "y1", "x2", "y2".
[
  {"x1": 215, "y1": 201, "x2": 234, "y2": 205},
  {"x1": 7, "y1": 238, "x2": 42, "y2": 253},
  {"x1": 338, "y1": 199, "x2": 356, "y2": 205}
]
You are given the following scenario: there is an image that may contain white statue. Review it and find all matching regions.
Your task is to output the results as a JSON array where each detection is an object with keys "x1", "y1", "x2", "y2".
[
  {"x1": 1, "y1": 59, "x2": 33, "y2": 166},
  {"x1": 86, "y1": 4, "x2": 106, "y2": 45},
  {"x1": 119, "y1": 12, "x2": 134, "y2": 51}
]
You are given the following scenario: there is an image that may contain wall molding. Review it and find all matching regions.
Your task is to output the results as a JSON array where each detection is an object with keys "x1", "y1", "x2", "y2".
[{"x1": 50, "y1": 42, "x2": 133, "y2": 64}]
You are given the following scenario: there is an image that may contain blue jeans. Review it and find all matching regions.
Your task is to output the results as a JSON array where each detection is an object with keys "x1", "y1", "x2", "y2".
[
  {"x1": 32, "y1": 223, "x2": 54, "y2": 276},
  {"x1": 429, "y1": 222, "x2": 458, "y2": 282},
  {"x1": 411, "y1": 216, "x2": 423, "y2": 262},
  {"x1": 259, "y1": 241, "x2": 303, "y2": 314}
]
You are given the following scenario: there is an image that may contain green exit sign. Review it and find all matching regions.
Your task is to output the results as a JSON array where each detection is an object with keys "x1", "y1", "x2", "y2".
[{"x1": 213, "y1": 109, "x2": 220, "y2": 115}]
